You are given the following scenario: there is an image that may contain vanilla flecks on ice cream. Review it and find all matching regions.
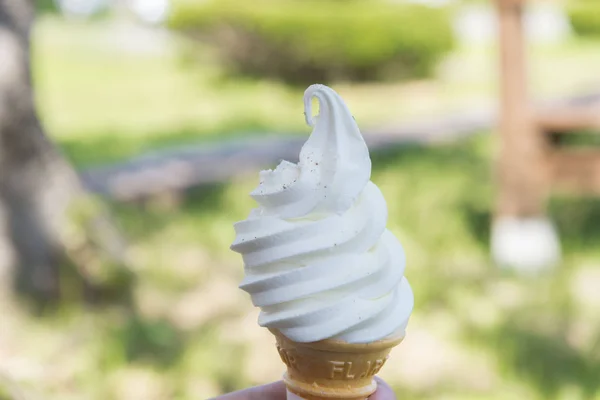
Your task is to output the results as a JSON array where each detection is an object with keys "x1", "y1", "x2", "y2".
[{"x1": 231, "y1": 84, "x2": 413, "y2": 343}]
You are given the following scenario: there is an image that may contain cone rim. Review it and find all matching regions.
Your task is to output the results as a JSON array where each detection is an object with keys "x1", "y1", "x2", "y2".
[{"x1": 269, "y1": 328, "x2": 405, "y2": 352}]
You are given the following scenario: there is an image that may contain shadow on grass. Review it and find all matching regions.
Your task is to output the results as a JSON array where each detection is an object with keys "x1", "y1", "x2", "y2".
[
  {"x1": 550, "y1": 197, "x2": 600, "y2": 253},
  {"x1": 184, "y1": 184, "x2": 230, "y2": 215},
  {"x1": 462, "y1": 205, "x2": 492, "y2": 248},
  {"x1": 472, "y1": 320, "x2": 600, "y2": 399},
  {"x1": 106, "y1": 316, "x2": 185, "y2": 368}
]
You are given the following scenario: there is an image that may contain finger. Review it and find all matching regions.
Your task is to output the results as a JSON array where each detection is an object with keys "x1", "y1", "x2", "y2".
[
  {"x1": 212, "y1": 381, "x2": 287, "y2": 400},
  {"x1": 369, "y1": 377, "x2": 397, "y2": 400}
]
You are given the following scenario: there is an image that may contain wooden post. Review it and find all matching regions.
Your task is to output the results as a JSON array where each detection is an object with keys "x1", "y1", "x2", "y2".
[
  {"x1": 492, "y1": 0, "x2": 560, "y2": 271},
  {"x1": 495, "y1": 0, "x2": 548, "y2": 218}
]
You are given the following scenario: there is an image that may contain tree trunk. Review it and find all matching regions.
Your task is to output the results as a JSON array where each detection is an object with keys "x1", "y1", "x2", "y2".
[{"x1": 0, "y1": 0, "x2": 127, "y2": 302}]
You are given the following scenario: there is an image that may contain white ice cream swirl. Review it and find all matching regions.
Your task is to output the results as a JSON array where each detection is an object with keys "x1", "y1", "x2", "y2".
[{"x1": 231, "y1": 84, "x2": 413, "y2": 343}]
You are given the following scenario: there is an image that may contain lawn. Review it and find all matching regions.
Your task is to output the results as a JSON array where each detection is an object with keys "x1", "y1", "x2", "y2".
[
  {"x1": 2, "y1": 15, "x2": 600, "y2": 400},
  {"x1": 32, "y1": 17, "x2": 600, "y2": 166},
  {"x1": 7, "y1": 135, "x2": 600, "y2": 399}
]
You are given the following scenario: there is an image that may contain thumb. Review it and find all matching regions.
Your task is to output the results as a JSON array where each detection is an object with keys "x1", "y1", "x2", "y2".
[
  {"x1": 211, "y1": 381, "x2": 286, "y2": 400},
  {"x1": 369, "y1": 377, "x2": 397, "y2": 400}
]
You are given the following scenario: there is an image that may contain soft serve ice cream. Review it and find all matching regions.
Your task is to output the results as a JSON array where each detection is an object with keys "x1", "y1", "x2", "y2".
[{"x1": 231, "y1": 84, "x2": 413, "y2": 344}]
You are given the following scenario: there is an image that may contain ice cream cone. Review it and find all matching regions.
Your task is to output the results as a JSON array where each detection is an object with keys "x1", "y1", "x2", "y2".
[{"x1": 270, "y1": 328, "x2": 404, "y2": 400}]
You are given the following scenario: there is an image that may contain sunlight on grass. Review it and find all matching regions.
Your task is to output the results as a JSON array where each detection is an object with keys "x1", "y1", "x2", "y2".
[{"x1": 5, "y1": 134, "x2": 600, "y2": 399}]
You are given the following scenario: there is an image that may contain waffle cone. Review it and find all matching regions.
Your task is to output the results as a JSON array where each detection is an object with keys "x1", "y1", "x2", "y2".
[{"x1": 269, "y1": 328, "x2": 404, "y2": 400}]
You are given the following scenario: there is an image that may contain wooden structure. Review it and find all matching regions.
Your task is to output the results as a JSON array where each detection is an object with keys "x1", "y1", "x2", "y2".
[{"x1": 492, "y1": 0, "x2": 600, "y2": 270}]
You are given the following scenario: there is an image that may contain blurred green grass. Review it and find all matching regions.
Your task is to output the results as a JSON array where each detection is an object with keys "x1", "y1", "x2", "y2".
[
  {"x1": 12, "y1": 136, "x2": 599, "y2": 399},
  {"x1": 4, "y1": 14, "x2": 600, "y2": 400}
]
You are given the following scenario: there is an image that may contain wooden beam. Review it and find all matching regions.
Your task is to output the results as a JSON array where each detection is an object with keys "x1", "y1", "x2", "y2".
[
  {"x1": 498, "y1": 0, "x2": 529, "y2": 5},
  {"x1": 537, "y1": 105, "x2": 600, "y2": 133},
  {"x1": 550, "y1": 150, "x2": 600, "y2": 194},
  {"x1": 495, "y1": 0, "x2": 548, "y2": 216}
]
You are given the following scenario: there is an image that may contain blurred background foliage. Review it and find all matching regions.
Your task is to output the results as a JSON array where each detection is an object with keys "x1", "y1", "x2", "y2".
[
  {"x1": 1, "y1": 0, "x2": 600, "y2": 399},
  {"x1": 169, "y1": 0, "x2": 454, "y2": 85},
  {"x1": 568, "y1": 0, "x2": 600, "y2": 38}
]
